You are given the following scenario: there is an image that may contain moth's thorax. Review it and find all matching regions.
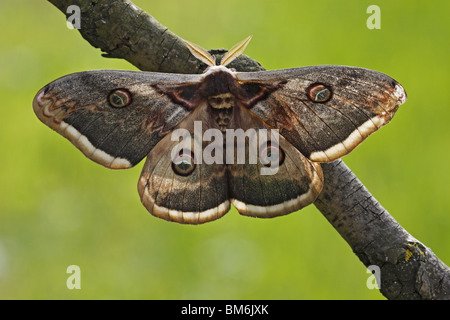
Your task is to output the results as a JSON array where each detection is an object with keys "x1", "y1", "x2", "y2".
[{"x1": 201, "y1": 68, "x2": 238, "y2": 96}]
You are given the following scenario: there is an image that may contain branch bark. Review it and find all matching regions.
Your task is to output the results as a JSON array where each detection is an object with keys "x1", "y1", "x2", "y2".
[{"x1": 48, "y1": 0, "x2": 450, "y2": 299}]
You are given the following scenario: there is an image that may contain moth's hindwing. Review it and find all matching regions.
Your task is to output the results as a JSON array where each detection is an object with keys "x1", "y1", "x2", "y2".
[
  {"x1": 228, "y1": 128, "x2": 323, "y2": 218},
  {"x1": 138, "y1": 106, "x2": 230, "y2": 224},
  {"x1": 33, "y1": 70, "x2": 203, "y2": 169},
  {"x1": 237, "y1": 65, "x2": 407, "y2": 162}
]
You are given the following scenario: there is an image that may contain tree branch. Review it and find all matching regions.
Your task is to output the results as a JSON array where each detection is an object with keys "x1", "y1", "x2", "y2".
[
  {"x1": 315, "y1": 160, "x2": 450, "y2": 299},
  {"x1": 48, "y1": 0, "x2": 450, "y2": 299}
]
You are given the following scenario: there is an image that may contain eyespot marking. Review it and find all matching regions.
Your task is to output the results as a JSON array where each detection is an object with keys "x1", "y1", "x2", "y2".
[
  {"x1": 108, "y1": 89, "x2": 132, "y2": 108},
  {"x1": 307, "y1": 83, "x2": 332, "y2": 103},
  {"x1": 259, "y1": 140, "x2": 285, "y2": 168},
  {"x1": 172, "y1": 149, "x2": 196, "y2": 176}
]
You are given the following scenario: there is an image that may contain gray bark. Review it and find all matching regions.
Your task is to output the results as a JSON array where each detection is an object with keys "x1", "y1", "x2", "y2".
[{"x1": 48, "y1": 0, "x2": 450, "y2": 299}]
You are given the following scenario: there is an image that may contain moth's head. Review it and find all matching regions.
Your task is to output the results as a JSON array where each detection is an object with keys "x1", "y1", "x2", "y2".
[{"x1": 184, "y1": 36, "x2": 252, "y2": 73}]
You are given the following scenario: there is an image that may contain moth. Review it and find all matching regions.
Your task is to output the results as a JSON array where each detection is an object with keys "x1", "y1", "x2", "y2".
[{"x1": 33, "y1": 36, "x2": 407, "y2": 224}]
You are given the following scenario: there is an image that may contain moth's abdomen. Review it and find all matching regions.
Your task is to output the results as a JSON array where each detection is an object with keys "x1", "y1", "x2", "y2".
[{"x1": 207, "y1": 93, "x2": 235, "y2": 131}]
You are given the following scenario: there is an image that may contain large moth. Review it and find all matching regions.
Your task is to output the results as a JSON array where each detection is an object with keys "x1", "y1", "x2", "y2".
[{"x1": 33, "y1": 36, "x2": 407, "y2": 224}]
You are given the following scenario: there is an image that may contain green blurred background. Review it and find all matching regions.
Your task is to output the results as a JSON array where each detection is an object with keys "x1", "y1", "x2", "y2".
[{"x1": 0, "y1": 0, "x2": 448, "y2": 299}]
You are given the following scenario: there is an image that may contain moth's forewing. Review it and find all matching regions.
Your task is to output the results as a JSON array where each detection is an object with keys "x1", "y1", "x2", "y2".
[
  {"x1": 236, "y1": 66, "x2": 407, "y2": 162},
  {"x1": 33, "y1": 70, "x2": 203, "y2": 168}
]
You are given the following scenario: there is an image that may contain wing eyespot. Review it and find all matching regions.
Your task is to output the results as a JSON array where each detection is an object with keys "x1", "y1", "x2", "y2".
[
  {"x1": 108, "y1": 89, "x2": 132, "y2": 108},
  {"x1": 172, "y1": 149, "x2": 196, "y2": 176},
  {"x1": 307, "y1": 83, "x2": 332, "y2": 103},
  {"x1": 259, "y1": 141, "x2": 285, "y2": 168}
]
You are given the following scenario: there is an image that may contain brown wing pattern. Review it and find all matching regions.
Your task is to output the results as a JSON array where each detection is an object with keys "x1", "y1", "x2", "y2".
[{"x1": 34, "y1": 64, "x2": 406, "y2": 224}]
